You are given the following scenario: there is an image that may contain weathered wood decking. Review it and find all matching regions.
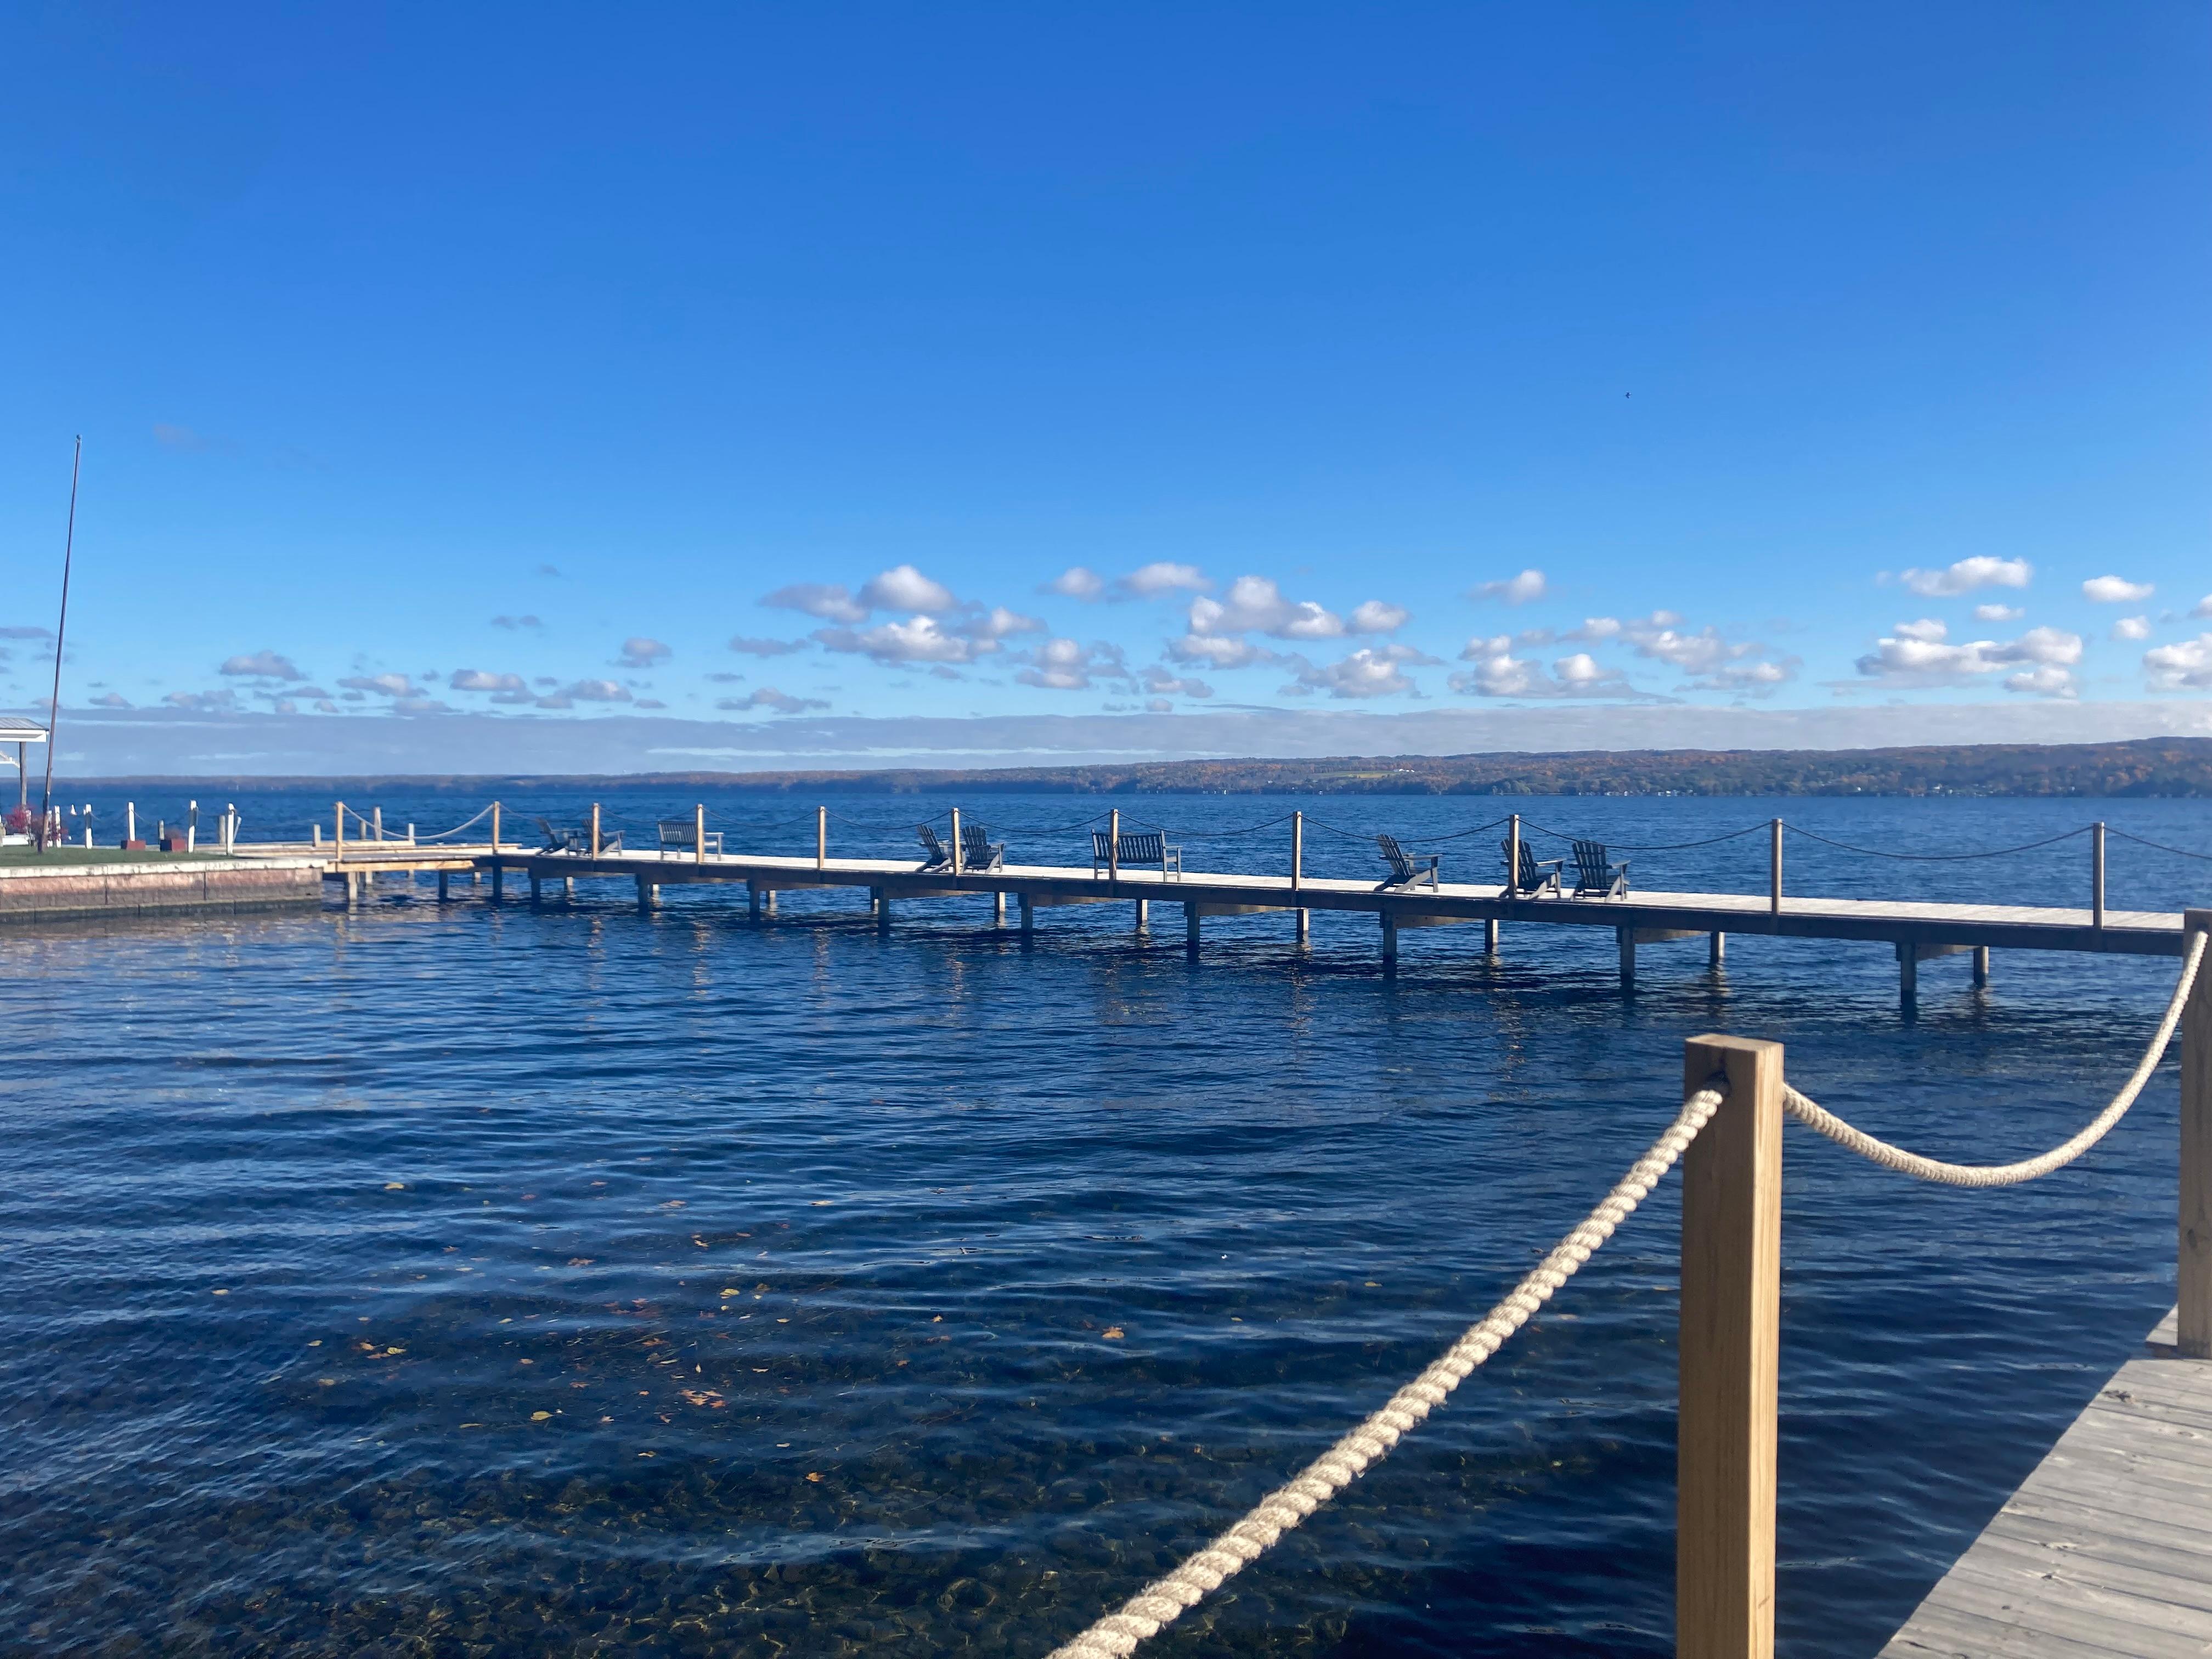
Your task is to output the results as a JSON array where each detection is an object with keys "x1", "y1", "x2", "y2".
[{"x1": 1880, "y1": 1308, "x2": 2212, "y2": 1658}]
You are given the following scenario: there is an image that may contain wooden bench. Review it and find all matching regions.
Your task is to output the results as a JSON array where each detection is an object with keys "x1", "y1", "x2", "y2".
[
  {"x1": 1092, "y1": 830, "x2": 1181, "y2": 880},
  {"x1": 655, "y1": 819, "x2": 718, "y2": 858}
]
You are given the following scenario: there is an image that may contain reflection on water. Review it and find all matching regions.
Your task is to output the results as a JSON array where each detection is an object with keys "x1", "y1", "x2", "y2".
[{"x1": 2, "y1": 792, "x2": 2205, "y2": 1656}]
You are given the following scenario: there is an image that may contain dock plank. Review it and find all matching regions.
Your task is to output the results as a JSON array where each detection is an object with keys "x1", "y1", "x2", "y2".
[{"x1": 1878, "y1": 1313, "x2": 2212, "y2": 1659}]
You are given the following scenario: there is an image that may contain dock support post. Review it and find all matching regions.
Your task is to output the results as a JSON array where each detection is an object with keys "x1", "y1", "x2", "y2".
[
  {"x1": 1019, "y1": 893, "x2": 1034, "y2": 937},
  {"x1": 748, "y1": 881, "x2": 762, "y2": 921},
  {"x1": 2093, "y1": 821, "x2": 2107, "y2": 931},
  {"x1": 590, "y1": 802, "x2": 601, "y2": 859},
  {"x1": 1971, "y1": 945, "x2": 1989, "y2": 988},
  {"x1": 876, "y1": 889, "x2": 891, "y2": 934},
  {"x1": 1379, "y1": 911, "x2": 1397, "y2": 967},
  {"x1": 1485, "y1": 917, "x2": 1499, "y2": 955},
  {"x1": 529, "y1": 873, "x2": 541, "y2": 905},
  {"x1": 563, "y1": 876, "x2": 575, "y2": 900},
  {"x1": 1678, "y1": 1034, "x2": 1783, "y2": 1659},
  {"x1": 637, "y1": 876, "x2": 656, "y2": 914},
  {"x1": 1186, "y1": 903, "x2": 1201, "y2": 955},
  {"x1": 437, "y1": 871, "x2": 448, "y2": 903},
  {"x1": 1134, "y1": 897, "x2": 1148, "y2": 932},
  {"x1": 763, "y1": 889, "x2": 776, "y2": 917},
  {"x1": 490, "y1": 801, "x2": 500, "y2": 856},
  {"x1": 1711, "y1": 931, "x2": 1726, "y2": 967},
  {"x1": 1896, "y1": 943, "x2": 1917, "y2": 1011},
  {"x1": 1296, "y1": 907, "x2": 1309, "y2": 944},
  {"x1": 491, "y1": 863, "x2": 504, "y2": 904},
  {"x1": 816, "y1": 806, "x2": 827, "y2": 870},
  {"x1": 993, "y1": 890, "x2": 1005, "y2": 927},
  {"x1": 2181, "y1": 910, "x2": 2212, "y2": 1357},
  {"x1": 1618, "y1": 926, "x2": 1636, "y2": 994}
]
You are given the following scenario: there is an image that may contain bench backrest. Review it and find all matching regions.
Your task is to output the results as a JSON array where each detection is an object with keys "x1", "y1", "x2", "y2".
[
  {"x1": 659, "y1": 819, "x2": 699, "y2": 845},
  {"x1": 1097, "y1": 830, "x2": 1167, "y2": 862},
  {"x1": 1376, "y1": 833, "x2": 1415, "y2": 878}
]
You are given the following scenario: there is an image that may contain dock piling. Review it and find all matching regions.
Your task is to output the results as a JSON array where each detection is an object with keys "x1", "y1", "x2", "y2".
[
  {"x1": 1379, "y1": 911, "x2": 1397, "y2": 967},
  {"x1": 1972, "y1": 945, "x2": 1990, "y2": 987},
  {"x1": 1133, "y1": 896, "x2": 1148, "y2": 932},
  {"x1": 1896, "y1": 941, "x2": 1917, "y2": 1010},
  {"x1": 491, "y1": 864, "x2": 504, "y2": 903},
  {"x1": 437, "y1": 871, "x2": 448, "y2": 903},
  {"x1": 1678, "y1": 1033, "x2": 1784, "y2": 1659},
  {"x1": 993, "y1": 890, "x2": 1005, "y2": 927},
  {"x1": 1019, "y1": 893, "x2": 1034, "y2": 938},
  {"x1": 2182, "y1": 910, "x2": 2212, "y2": 1357},
  {"x1": 1768, "y1": 819, "x2": 1782, "y2": 918},
  {"x1": 1618, "y1": 927, "x2": 1635, "y2": 994},
  {"x1": 1711, "y1": 931, "x2": 1725, "y2": 967},
  {"x1": 1185, "y1": 902, "x2": 1200, "y2": 955}
]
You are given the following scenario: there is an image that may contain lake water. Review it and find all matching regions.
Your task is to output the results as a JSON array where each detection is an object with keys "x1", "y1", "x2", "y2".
[{"x1": 4, "y1": 787, "x2": 2210, "y2": 1656}]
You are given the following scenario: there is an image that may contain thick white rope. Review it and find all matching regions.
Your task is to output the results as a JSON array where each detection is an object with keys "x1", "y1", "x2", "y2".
[
  {"x1": 1045, "y1": 1081, "x2": 1728, "y2": 1659},
  {"x1": 1782, "y1": 929, "x2": 2205, "y2": 1188}
]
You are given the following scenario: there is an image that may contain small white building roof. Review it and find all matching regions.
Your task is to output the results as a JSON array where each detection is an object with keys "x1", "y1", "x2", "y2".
[{"x1": 0, "y1": 719, "x2": 47, "y2": 744}]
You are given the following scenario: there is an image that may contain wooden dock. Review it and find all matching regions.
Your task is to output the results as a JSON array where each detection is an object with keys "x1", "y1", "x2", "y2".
[{"x1": 1880, "y1": 1307, "x2": 2212, "y2": 1658}]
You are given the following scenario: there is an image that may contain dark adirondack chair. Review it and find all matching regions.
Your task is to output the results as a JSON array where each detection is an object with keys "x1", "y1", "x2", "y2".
[
  {"x1": 1092, "y1": 830, "x2": 1181, "y2": 879},
  {"x1": 1375, "y1": 833, "x2": 1440, "y2": 890},
  {"x1": 916, "y1": 824, "x2": 952, "y2": 871},
  {"x1": 536, "y1": 816, "x2": 586, "y2": 854},
  {"x1": 1571, "y1": 839, "x2": 1630, "y2": 899},
  {"x1": 960, "y1": 823, "x2": 1005, "y2": 871},
  {"x1": 1500, "y1": 838, "x2": 1564, "y2": 896}
]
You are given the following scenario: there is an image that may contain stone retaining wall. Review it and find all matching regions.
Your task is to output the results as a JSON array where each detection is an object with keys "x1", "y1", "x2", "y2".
[{"x1": 0, "y1": 859, "x2": 324, "y2": 923}]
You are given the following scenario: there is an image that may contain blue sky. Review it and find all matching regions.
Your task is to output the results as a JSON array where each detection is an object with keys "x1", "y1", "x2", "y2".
[{"x1": 3, "y1": 4, "x2": 2209, "y2": 772}]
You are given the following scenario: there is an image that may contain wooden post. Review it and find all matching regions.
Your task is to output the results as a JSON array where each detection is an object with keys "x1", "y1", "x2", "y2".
[
  {"x1": 1711, "y1": 932, "x2": 1726, "y2": 967},
  {"x1": 1485, "y1": 916, "x2": 1499, "y2": 954},
  {"x1": 816, "y1": 806, "x2": 826, "y2": 870},
  {"x1": 748, "y1": 881, "x2": 761, "y2": 922},
  {"x1": 1678, "y1": 1032, "x2": 1784, "y2": 1659},
  {"x1": 1379, "y1": 910, "x2": 1397, "y2": 966},
  {"x1": 1506, "y1": 813, "x2": 1521, "y2": 898},
  {"x1": 636, "y1": 875, "x2": 653, "y2": 914},
  {"x1": 1897, "y1": 942, "x2": 1917, "y2": 1009},
  {"x1": 950, "y1": 808, "x2": 963, "y2": 876},
  {"x1": 1296, "y1": 906, "x2": 1309, "y2": 944},
  {"x1": 528, "y1": 873, "x2": 541, "y2": 905},
  {"x1": 1108, "y1": 808, "x2": 1120, "y2": 884},
  {"x1": 335, "y1": 801, "x2": 345, "y2": 861},
  {"x1": 1134, "y1": 896, "x2": 1149, "y2": 932},
  {"x1": 1618, "y1": 927, "x2": 1635, "y2": 994},
  {"x1": 590, "y1": 803, "x2": 601, "y2": 858},
  {"x1": 1971, "y1": 945, "x2": 1990, "y2": 988},
  {"x1": 491, "y1": 862, "x2": 504, "y2": 902},
  {"x1": 695, "y1": 804, "x2": 706, "y2": 866},
  {"x1": 1768, "y1": 819, "x2": 1782, "y2": 917},
  {"x1": 490, "y1": 801, "x2": 501, "y2": 854},
  {"x1": 993, "y1": 890, "x2": 1006, "y2": 927},
  {"x1": 437, "y1": 870, "x2": 448, "y2": 902},
  {"x1": 877, "y1": 889, "x2": 891, "y2": 933},
  {"x1": 1019, "y1": 892, "x2": 1034, "y2": 935},
  {"x1": 2181, "y1": 910, "x2": 2212, "y2": 1357},
  {"x1": 311, "y1": 821, "x2": 320, "y2": 850},
  {"x1": 1290, "y1": 811, "x2": 1302, "y2": 890},
  {"x1": 1185, "y1": 902, "x2": 1201, "y2": 953},
  {"x1": 2092, "y1": 821, "x2": 2107, "y2": 930},
  {"x1": 372, "y1": 806, "x2": 382, "y2": 843}
]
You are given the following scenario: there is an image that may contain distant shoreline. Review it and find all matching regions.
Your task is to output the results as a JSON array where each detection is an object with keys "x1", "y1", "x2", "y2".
[{"x1": 46, "y1": 736, "x2": 2212, "y2": 798}]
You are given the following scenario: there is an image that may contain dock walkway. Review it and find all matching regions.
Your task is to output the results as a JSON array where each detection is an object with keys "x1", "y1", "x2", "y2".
[{"x1": 1881, "y1": 1308, "x2": 2212, "y2": 1658}]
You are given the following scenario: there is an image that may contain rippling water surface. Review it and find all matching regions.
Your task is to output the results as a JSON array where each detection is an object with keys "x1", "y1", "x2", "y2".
[{"x1": 5, "y1": 788, "x2": 2210, "y2": 1656}]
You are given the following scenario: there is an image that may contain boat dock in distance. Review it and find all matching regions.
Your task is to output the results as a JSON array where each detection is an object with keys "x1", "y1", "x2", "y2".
[{"x1": 258, "y1": 804, "x2": 2188, "y2": 1007}]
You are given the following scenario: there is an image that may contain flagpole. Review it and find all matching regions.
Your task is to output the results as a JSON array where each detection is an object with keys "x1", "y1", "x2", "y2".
[{"x1": 37, "y1": 436, "x2": 81, "y2": 855}]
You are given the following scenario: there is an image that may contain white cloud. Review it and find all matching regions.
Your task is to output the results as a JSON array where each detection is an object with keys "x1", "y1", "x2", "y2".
[
  {"x1": 957, "y1": 605, "x2": 1046, "y2": 641},
  {"x1": 2082, "y1": 575, "x2": 2154, "y2": 604},
  {"x1": 337, "y1": 673, "x2": 422, "y2": 698},
  {"x1": 448, "y1": 669, "x2": 529, "y2": 698},
  {"x1": 857, "y1": 563, "x2": 958, "y2": 614},
  {"x1": 2111, "y1": 616, "x2": 2152, "y2": 642},
  {"x1": 2004, "y1": 665, "x2": 2078, "y2": 698},
  {"x1": 163, "y1": 689, "x2": 240, "y2": 711},
  {"x1": 618, "y1": 636, "x2": 672, "y2": 668},
  {"x1": 1471, "y1": 568, "x2": 1547, "y2": 605},
  {"x1": 555, "y1": 679, "x2": 632, "y2": 703},
  {"x1": 1165, "y1": 632, "x2": 1276, "y2": 669},
  {"x1": 717, "y1": 687, "x2": 830, "y2": 714},
  {"x1": 220, "y1": 651, "x2": 306, "y2": 680},
  {"x1": 1042, "y1": 566, "x2": 1105, "y2": 601},
  {"x1": 491, "y1": 613, "x2": 542, "y2": 631},
  {"x1": 2193, "y1": 595, "x2": 2212, "y2": 620},
  {"x1": 1347, "y1": 600, "x2": 1410, "y2": 634},
  {"x1": 815, "y1": 617, "x2": 989, "y2": 665},
  {"x1": 1893, "y1": 619, "x2": 1948, "y2": 643},
  {"x1": 2145, "y1": 635, "x2": 2212, "y2": 691},
  {"x1": 1017, "y1": 638, "x2": 1131, "y2": 691},
  {"x1": 1189, "y1": 575, "x2": 1344, "y2": 640},
  {"x1": 1900, "y1": 557, "x2": 2033, "y2": 597},
  {"x1": 1973, "y1": 603, "x2": 2024, "y2": 622},
  {"x1": 1854, "y1": 625, "x2": 2082, "y2": 693},
  {"x1": 1282, "y1": 643, "x2": 1435, "y2": 700},
  {"x1": 1449, "y1": 636, "x2": 1637, "y2": 699},
  {"x1": 1685, "y1": 659, "x2": 1797, "y2": 696},
  {"x1": 88, "y1": 692, "x2": 131, "y2": 708},
  {"x1": 1114, "y1": 562, "x2": 1209, "y2": 599},
  {"x1": 1141, "y1": 664, "x2": 1213, "y2": 699},
  {"x1": 727, "y1": 635, "x2": 807, "y2": 657},
  {"x1": 763, "y1": 583, "x2": 868, "y2": 623}
]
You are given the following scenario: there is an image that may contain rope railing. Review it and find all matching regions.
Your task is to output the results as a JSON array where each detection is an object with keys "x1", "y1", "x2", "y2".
[
  {"x1": 1781, "y1": 822, "x2": 2091, "y2": 862},
  {"x1": 2107, "y1": 826, "x2": 2212, "y2": 864},
  {"x1": 1780, "y1": 928, "x2": 2204, "y2": 1187},
  {"x1": 1045, "y1": 1078, "x2": 1729, "y2": 1659}
]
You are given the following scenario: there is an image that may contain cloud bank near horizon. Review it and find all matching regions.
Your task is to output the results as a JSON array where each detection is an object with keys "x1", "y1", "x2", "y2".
[{"x1": 20, "y1": 700, "x2": 2212, "y2": 780}]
